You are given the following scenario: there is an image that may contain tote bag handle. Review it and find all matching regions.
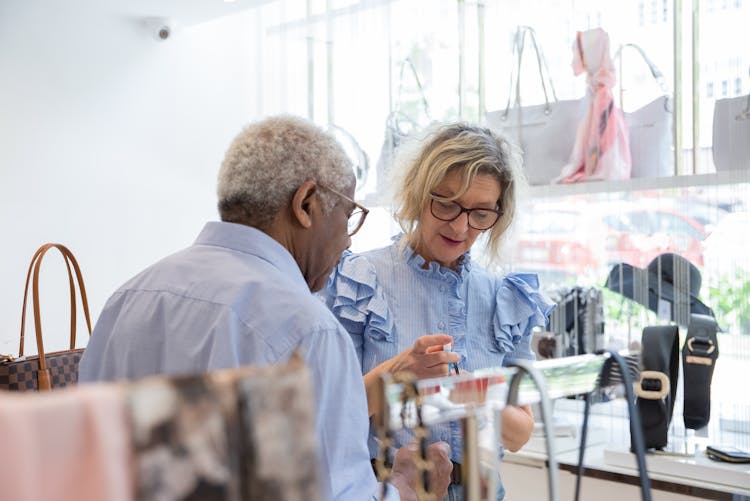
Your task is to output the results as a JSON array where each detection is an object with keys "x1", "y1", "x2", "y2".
[
  {"x1": 394, "y1": 57, "x2": 432, "y2": 120},
  {"x1": 502, "y1": 25, "x2": 558, "y2": 120},
  {"x1": 737, "y1": 93, "x2": 750, "y2": 120},
  {"x1": 387, "y1": 58, "x2": 432, "y2": 136},
  {"x1": 613, "y1": 43, "x2": 671, "y2": 109},
  {"x1": 18, "y1": 243, "x2": 92, "y2": 389}
]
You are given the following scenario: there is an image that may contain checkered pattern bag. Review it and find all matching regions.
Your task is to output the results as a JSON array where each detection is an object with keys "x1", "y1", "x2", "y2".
[{"x1": 0, "y1": 243, "x2": 92, "y2": 392}]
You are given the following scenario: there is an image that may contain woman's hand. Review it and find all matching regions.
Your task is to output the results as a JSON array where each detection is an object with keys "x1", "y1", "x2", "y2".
[
  {"x1": 363, "y1": 334, "x2": 460, "y2": 417},
  {"x1": 388, "y1": 334, "x2": 460, "y2": 379}
]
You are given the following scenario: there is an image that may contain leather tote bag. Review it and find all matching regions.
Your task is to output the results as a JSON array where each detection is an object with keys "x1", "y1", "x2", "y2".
[
  {"x1": 485, "y1": 26, "x2": 582, "y2": 185},
  {"x1": 615, "y1": 44, "x2": 674, "y2": 178},
  {"x1": 376, "y1": 58, "x2": 432, "y2": 192},
  {"x1": 712, "y1": 92, "x2": 750, "y2": 171},
  {"x1": 0, "y1": 243, "x2": 92, "y2": 391}
]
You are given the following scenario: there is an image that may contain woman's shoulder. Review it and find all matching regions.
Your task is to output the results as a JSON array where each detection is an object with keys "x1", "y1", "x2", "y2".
[
  {"x1": 319, "y1": 246, "x2": 396, "y2": 341},
  {"x1": 334, "y1": 244, "x2": 396, "y2": 283}
]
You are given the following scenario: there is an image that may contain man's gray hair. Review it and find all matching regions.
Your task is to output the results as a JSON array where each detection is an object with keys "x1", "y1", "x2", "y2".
[{"x1": 217, "y1": 115, "x2": 354, "y2": 229}]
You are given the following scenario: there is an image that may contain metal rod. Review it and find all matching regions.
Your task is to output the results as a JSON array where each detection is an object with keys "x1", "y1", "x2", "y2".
[
  {"x1": 574, "y1": 393, "x2": 591, "y2": 501},
  {"x1": 326, "y1": 0, "x2": 334, "y2": 125},
  {"x1": 457, "y1": 0, "x2": 466, "y2": 120},
  {"x1": 692, "y1": 0, "x2": 700, "y2": 174},
  {"x1": 674, "y1": 0, "x2": 683, "y2": 175},
  {"x1": 306, "y1": 0, "x2": 314, "y2": 120},
  {"x1": 477, "y1": 0, "x2": 486, "y2": 121},
  {"x1": 461, "y1": 415, "x2": 481, "y2": 501},
  {"x1": 507, "y1": 359, "x2": 559, "y2": 501}
]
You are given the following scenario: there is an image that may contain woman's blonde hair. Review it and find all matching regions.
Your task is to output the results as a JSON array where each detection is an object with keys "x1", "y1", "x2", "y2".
[{"x1": 392, "y1": 122, "x2": 526, "y2": 264}]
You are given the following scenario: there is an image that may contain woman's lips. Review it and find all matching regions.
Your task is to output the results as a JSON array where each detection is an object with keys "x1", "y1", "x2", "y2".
[{"x1": 441, "y1": 235, "x2": 463, "y2": 247}]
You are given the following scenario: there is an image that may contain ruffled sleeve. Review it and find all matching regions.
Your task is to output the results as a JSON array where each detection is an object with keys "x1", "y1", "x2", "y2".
[
  {"x1": 321, "y1": 251, "x2": 395, "y2": 346},
  {"x1": 492, "y1": 273, "x2": 556, "y2": 359}
]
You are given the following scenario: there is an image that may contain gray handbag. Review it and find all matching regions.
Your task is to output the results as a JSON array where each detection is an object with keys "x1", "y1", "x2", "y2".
[
  {"x1": 375, "y1": 58, "x2": 431, "y2": 192},
  {"x1": 712, "y1": 92, "x2": 750, "y2": 172},
  {"x1": 615, "y1": 44, "x2": 674, "y2": 179},
  {"x1": 485, "y1": 26, "x2": 582, "y2": 186}
]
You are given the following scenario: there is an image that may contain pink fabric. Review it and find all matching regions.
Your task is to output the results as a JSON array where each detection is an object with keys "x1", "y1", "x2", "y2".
[
  {"x1": 556, "y1": 28, "x2": 631, "y2": 183},
  {"x1": 0, "y1": 384, "x2": 134, "y2": 501}
]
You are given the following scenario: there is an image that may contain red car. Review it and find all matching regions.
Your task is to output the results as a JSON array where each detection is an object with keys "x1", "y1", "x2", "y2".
[
  {"x1": 600, "y1": 205, "x2": 707, "y2": 268},
  {"x1": 510, "y1": 201, "x2": 707, "y2": 286},
  {"x1": 511, "y1": 204, "x2": 607, "y2": 284}
]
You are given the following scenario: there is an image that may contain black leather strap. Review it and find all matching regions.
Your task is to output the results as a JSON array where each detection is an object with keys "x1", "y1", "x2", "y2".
[
  {"x1": 682, "y1": 313, "x2": 719, "y2": 430},
  {"x1": 634, "y1": 325, "x2": 679, "y2": 450}
]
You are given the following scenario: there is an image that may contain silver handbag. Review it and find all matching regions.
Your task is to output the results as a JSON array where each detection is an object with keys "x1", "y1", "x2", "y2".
[
  {"x1": 485, "y1": 26, "x2": 582, "y2": 186},
  {"x1": 712, "y1": 92, "x2": 750, "y2": 172},
  {"x1": 375, "y1": 58, "x2": 431, "y2": 193},
  {"x1": 615, "y1": 44, "x2": 674, "y2": 179}
]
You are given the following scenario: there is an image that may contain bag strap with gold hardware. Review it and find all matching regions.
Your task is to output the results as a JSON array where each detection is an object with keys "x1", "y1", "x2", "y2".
[
  {"x1": 682, "y1": 313, "x2": 719, "y2": 430},
  {"x1": 634, "y1": 325, "x2": 679, "y2": 450}
]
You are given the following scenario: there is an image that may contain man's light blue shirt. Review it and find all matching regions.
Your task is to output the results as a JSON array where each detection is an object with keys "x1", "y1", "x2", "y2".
[{"x1": 79, "y1": 221, "x2": 399, "y2": 501}]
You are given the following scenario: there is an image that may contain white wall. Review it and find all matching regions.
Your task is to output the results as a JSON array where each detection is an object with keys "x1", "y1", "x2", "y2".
[{"x1": 0, "y1": 0, "x2": 264, "y2": 356}]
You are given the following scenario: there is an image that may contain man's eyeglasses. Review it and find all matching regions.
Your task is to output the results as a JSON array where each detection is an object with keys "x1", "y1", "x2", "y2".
[
  {"x1": 321, "y1": 185, "x2": 370, "y2": 236},
  {"x1": 429, "y1": 193, "x2": 503, "y2": 231}
]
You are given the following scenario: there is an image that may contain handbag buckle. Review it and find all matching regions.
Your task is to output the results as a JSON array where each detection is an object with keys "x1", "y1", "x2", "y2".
[
  {"x1": 686, "y1": 337, "x2": 715, "y2": 356},
  {"x1": 634, "y1": 370, "x2": 670, "y2": 400}
]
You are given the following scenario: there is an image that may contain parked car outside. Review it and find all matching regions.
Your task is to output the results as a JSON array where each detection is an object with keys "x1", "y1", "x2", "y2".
[
  {"x1": 598, "y1": 201, "x2": 708, "y2": 268},
  {"x1": 510, "y1": 199, "x2": 709, "y2": 287},
  {"x1": 510, "y1": 202, "x2": 608, "y2": 286}
]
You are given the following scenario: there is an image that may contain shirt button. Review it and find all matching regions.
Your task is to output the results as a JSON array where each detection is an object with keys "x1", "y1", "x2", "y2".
[
  {"x1": 439, "y1": 285, "x2": 446, "y2": 292},
  {"x1": 438, "y1": 321, "x2": 446, "y2": 330}
]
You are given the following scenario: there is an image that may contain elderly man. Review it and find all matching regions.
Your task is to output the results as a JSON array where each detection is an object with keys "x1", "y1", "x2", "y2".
[{"x1": 79, "y1": 115, "x2": 451, "y2": 501}]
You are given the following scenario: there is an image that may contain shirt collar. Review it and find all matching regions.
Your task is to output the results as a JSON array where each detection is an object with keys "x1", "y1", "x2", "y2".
[
  {"x1": 195, "y1": 221, "x2": 309, "y2": 291},
  {"x1": 393, "y1": 233, "x2": 472, "y2": 282}
]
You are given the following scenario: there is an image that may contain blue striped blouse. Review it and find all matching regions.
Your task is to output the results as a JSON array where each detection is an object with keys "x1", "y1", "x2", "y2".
[{"x1": 319, "y1": 237, "x2": 556, "y2": 465}]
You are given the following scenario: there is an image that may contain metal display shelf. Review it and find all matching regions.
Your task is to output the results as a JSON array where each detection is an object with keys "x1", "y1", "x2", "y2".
[{"x1": 373, "y1": 352, "x2": 651, "y2": 501}]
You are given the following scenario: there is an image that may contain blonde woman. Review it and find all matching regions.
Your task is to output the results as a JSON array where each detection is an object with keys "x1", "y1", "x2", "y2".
[{"x1": 319, "y1": 122, "x2": 555, "y2": 500}]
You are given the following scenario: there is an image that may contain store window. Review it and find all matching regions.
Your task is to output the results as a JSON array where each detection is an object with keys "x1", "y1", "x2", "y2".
[
  {"x1": 638, "y1": 1, "x2": 645, "y2": 26},
  {"x1": 250, "y1": 0, "x2": 750, "y2": 443}
]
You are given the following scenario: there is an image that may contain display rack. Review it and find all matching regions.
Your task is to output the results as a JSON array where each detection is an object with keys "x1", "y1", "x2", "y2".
[{"x1": 373, "y1": 352, "x2": 653, "y2": 501}]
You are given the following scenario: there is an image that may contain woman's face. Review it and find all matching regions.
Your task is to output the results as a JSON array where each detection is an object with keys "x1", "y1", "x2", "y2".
[{"x1": 415, "y1": 170, "x2": 502, "y2": 270}]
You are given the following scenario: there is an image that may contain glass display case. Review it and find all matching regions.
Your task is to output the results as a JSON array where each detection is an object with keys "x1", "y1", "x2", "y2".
[{"x1": 248, "y1": 0, "x2": 750, "y2": 449}]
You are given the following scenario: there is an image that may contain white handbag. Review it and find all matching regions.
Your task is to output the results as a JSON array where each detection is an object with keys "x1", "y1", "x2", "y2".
[
  {"x1": 615, "y1": 44, "x2": 674, "y2": 179},
  {"x1": 712, "y1": 93, "x2": 750, "y2": 172},
  {"x1": 375, "y1": 58, "x2": 431, "y2": 192},
  {"x1": 485, "y1": 26, "x2": 582, "y2": 186}
]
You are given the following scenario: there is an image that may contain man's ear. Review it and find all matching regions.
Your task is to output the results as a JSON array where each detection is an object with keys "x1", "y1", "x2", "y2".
[{"x1": 291, "y1": 180, "x2": 318, "y2": 229}]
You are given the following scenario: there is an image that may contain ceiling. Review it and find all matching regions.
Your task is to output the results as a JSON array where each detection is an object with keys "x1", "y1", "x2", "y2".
[{"x1": 105, "y1": 0, "x2": 275, "y2": 27}]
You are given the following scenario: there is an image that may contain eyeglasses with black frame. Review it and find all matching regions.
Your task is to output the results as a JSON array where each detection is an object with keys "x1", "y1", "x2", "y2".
[
  {"x1": 429, "y1": 192, "x2": 503, "y2": 231},
  {"x1": 321, "y1": 185, "x2": 370, "y2": 236}
]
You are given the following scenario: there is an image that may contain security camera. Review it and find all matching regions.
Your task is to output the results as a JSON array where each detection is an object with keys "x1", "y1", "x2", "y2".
[{"x1": 144, "y1": 17, "x2": 179, "y2": 42}]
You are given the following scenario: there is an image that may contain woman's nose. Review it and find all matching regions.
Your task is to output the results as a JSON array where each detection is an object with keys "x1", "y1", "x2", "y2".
[{"x1": 449, "y1": 211, "x2": 470, "y2": 231}]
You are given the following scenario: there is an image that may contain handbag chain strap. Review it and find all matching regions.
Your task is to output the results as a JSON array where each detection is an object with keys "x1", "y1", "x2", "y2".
[
  {"x1": 502, "y1": 25, "x2": 557, "y2": 121},
  {"x1": 376, "y1": 372, "x2": 435, "y2": 501},
  {"x1": 375, "y1": 397, "x2": 395, "y2": 501}
]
